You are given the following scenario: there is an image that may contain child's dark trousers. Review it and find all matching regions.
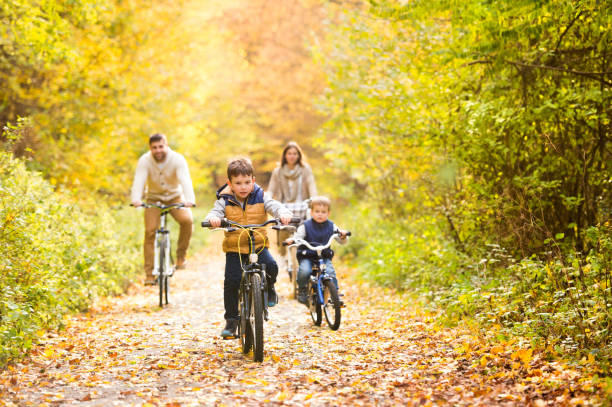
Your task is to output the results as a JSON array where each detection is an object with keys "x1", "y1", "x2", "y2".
[{"x1": 224, "y1": 248, "x2": 278, "y2": 321}]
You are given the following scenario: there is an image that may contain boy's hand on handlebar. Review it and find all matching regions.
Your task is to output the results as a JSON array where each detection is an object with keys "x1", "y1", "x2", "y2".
[
  {"x1": 280, "y1": 215, "x2": 292, "y2": 225},
  {"x1": 131, "y1": 200, "x2": 143, "y2": 207},
  {"x1": 284, "y1": 238, "x2": 294, "y2": 246},
  {"x1": 184, "y1": 202, "x2": 195, "y2": 208},
  {"x1": 208, "y1": 216, "x2": 222, "y2": 228},
  {"x1": 338, "y1": 229, "x2": 349, "y2": 238}
]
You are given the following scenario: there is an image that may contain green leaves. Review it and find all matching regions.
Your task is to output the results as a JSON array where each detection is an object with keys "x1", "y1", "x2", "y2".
[
  {"x1": 316, "y1": 0, "x2": 611, "y2": 370},
  {"x1": 0, "y1": 150, "x2": 139, "y2": 365}
]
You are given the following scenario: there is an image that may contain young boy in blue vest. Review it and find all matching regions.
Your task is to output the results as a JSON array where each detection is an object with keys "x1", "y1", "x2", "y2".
[
  {"x1": 205, "y1": 157, "x2": 293, "y2": 338},
  {"x1": 285, "y1": 196, "x2": 348, "y2": 305}
]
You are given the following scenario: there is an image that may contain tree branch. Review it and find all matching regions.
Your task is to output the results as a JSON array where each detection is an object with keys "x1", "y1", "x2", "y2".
[
  {"x1": 555, "y1": 10, "x2": 583, "y2": 53},
  {"x1": 465, "y1": 59, "x2": 493, "y2": 66},
  {"x1": 505, "y1": 59, "x2": 612, "y2": 86}
]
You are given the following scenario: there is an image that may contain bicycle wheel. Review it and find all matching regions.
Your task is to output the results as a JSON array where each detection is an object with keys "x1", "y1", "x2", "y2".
[
  {"x1": 322, "y1": 280, "x2": 341, "y2": 330},
  {"x1": 240, "y1": 283, "x2": 253, "y2": 353},
  {"x1": 250, "y1": 273, "x2": 265, "y2": 362},
  {"x1": 163, "y1": 275, "x2": 169, "y2": 305},
  {"x1": 289, "y1": 248, "x2": 298, "y2": 299},
  {"x1": 291, "y1": 265, "x2": 298, "y2": 299},
  {"x1": 158, "y1": 248, "x2": 165, "y2": 308},
  {"x1": 309, "y1": 284, "x2": 322, "y2": 326},
  {"x1": 164, "y1": 236, "x2": 172, "y2": 305}
]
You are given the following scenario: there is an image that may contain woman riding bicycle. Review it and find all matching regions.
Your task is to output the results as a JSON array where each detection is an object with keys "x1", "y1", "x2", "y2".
[{"x1": 267, "y1": 141, "x2": 318, "y2": 278}]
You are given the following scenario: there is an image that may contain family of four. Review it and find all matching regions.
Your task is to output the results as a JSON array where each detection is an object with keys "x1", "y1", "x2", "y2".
[{"x1": 130, "y1": 134, "x2": 347, "y2": 338}]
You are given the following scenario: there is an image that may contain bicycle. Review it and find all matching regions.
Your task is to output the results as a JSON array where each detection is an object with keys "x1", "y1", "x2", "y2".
[
  {"x1": 201, "y1": 217, "x2": 298, "y2": 362},
  {"x1": 275, "y1": 226, "x2": 299, "y2": 299},
  {"x1": 284, "y1": 230, "x2": 351, "y2": 330},
  {"x1": 275, "y1": 198, "x2": 310, "y2": 299},
  {"x1": 133, "y1": 202, "x2": 185, "y2": 307}
]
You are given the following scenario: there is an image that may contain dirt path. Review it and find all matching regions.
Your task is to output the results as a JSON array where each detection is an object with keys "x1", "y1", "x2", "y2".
[{"x1": 0, "y1": 244, "x2": 600, "y2": 406}]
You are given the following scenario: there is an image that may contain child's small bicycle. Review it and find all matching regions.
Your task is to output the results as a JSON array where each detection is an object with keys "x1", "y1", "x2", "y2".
[
  {"x1": 285, "y1": 231, "x2": 351, "y2": 330},
  {"x1": 202, "y1": 217, "x2": 298, "y2": 362}
]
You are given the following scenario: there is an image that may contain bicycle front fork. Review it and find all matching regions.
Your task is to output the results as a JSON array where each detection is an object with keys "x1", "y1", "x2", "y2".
[
  {"x1": 153, "y1": 231, "x2": 172, "y2": 276},
  {"x1": 245, "y1": 264, "x2": 269, "y2": 321}
]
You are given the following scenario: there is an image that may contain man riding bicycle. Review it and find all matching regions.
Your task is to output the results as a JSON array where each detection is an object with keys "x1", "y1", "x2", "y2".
[{"x1": 131, "y1": 133, "x2": 196, "y2": 285}]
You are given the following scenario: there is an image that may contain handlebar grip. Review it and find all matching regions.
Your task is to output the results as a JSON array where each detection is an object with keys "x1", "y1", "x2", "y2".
[
  {"x1": 201, "y1": 219, "x2": 230, "y2": 228},
  {"x1": 346, "y1": 231, "x2": 352, "y2": 236}
]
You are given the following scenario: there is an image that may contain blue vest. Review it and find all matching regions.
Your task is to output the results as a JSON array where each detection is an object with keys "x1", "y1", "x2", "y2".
[{"x1": 298, "y1": 219, "x2": 335, "y2": 260}]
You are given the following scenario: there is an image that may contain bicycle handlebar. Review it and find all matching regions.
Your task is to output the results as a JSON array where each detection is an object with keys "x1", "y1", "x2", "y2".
[
  {"x1": 201, "y1": 217, "x2": 301, "y2": 229},
  {"x1": 284, "y1": 231, "x2": 352, "y2": 249},
  {"x1": 131, "y1": 202, "x2": 189, "y2": 210}
]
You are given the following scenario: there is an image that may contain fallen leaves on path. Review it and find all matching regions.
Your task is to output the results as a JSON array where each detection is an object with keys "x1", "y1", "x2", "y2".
[{"x1": 0, "y1": 247, "x2": 604, "y2": 406}]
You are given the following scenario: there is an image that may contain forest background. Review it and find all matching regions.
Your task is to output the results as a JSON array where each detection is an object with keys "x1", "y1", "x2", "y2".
[{"x1": 0, "y1": 0, "x2": 610, "y2": 383}]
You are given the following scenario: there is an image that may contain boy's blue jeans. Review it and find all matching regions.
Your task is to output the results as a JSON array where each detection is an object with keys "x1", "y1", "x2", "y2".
[
  {"x1": 297, "y1": 258, "x2": 338, "y2": 291},
  {"x1": 224, "y1": 248, "x2": 278, "y2": 321}
]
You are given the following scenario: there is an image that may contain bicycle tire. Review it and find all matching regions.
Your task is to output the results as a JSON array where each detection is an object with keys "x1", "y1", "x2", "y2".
[
  {"x1": 309, "y1": 284, "x2": 322, "y2": 326},
  {"x1": 164, "y1": 276, "x2": 169, "y2": 305},
  {"x1": 165, "y1": 236, "x2": 172, "y2": 305},
  {"x1": 240, "y1": 282, "x2": 253, "y2": 353},
  {"x1": 250, "y1": 273, "x2": 264, "y2": 362},
  {"x1": 291, "y1": 264, "x2": 298, "y2": 300},
  {"x1": 322, "y1": 280, "x2": 341, "y2": 330},
  {"x1": 158, "y1": 248, "x2": 165, "y2": 308}
]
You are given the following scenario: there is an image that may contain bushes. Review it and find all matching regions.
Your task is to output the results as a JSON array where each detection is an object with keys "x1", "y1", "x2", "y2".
[
  {"x1": 0, "y1": 151, "x2": 139, "y2": 365},
  {"x1": 351, "y1": 213, "x2": 468, "y2": 291},
  {"x1": 355, "y1": 212, "x2": 612, "y2": 368},
  {"x1": 317, "y1": 0, "x2": 611, "y2": 369}
]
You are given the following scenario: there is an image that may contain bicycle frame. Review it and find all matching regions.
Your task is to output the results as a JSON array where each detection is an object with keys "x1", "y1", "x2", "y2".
[
  {"x1": 310, "y1": 260, "x2": 332, "y2": 306},
  {"x1": 201, "y1": 217, "x2": 299, "y2": 361},
  {"x1": 153, "y1": 209, "x2": 173, "y2": 278},
  {"x1": 134, "y1": 202, "x2": 185, "y2": 307},
  {"x1": 287, "y1": 231, "x2": 350, "y2": 330},
  {"x1": 241, "y1": 225, "x2": 270, "y2": 320},
  {"x1": 289, "y1": 233, "x2": 343, "y2": 305}
]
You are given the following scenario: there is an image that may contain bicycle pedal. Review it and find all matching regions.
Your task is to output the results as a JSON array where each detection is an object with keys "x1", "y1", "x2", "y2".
[{"x1": 222, "y1": 335, "x2": 238, "y2": 340}]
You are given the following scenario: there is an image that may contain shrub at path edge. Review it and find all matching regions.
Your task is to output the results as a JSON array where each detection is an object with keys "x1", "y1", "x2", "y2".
[{"x1": 0, "y1": 151, "x2": 139, "y2": 365}]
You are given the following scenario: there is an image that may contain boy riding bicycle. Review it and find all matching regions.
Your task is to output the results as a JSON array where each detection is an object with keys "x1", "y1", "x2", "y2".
[
  {"x1": 205, "y1": 157, "x2": 293, "y2": 338},
  {"x1": 285, "y1": 196, "x2": 348, "y2": 305}
]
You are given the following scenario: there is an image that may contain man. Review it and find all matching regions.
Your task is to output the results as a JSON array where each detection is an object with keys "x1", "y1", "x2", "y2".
[{"x1": 131, "y1": 133, "x2": 196, "y2": 285}]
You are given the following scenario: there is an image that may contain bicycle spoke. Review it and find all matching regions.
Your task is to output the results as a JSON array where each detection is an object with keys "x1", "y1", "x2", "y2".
[{"x1": 323, "y1": 280, "x2": 341, "y2": 330}]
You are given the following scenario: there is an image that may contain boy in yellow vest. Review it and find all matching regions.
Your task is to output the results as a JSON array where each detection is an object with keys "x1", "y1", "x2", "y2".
[{"x1": 205, "y1": 157, "x2": 293, "y2": 338}]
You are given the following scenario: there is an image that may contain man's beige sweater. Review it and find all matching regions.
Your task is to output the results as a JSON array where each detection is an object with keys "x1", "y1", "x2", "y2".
[{"x1": 131, "y1": 148, "x2": 196, "y2": 204}]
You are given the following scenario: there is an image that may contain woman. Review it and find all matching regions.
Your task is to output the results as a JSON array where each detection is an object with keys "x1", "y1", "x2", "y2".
[
  {"x1": 268, "y1": 141, "x2": 317, "y2": 218},
  {"x1": 268, "y1": 142, "x2": 317, "y2": 288}
]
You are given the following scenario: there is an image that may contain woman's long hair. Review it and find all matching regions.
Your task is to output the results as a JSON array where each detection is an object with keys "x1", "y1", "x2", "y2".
[{"x1": 280, "y1": 141, "x2": 306, "y2": 167}]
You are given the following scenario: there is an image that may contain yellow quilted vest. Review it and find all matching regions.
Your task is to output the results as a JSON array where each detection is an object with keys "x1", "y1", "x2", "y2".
[{"x1": 221, "y1": 187, "x2": 269, "y2": 253}]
